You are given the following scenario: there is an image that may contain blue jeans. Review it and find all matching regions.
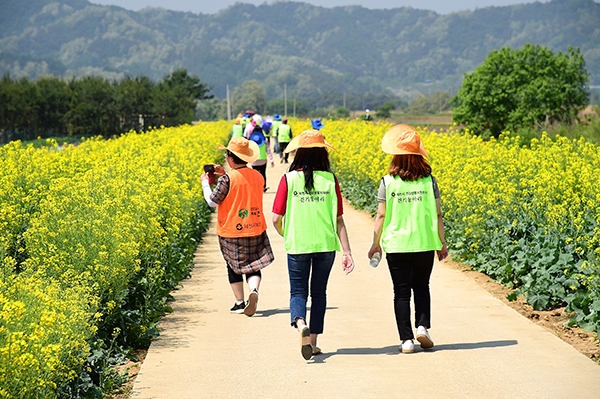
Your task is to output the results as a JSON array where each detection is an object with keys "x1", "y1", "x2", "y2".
[{"x1": 288, "y1": 251, "x2": 335, "y2": 334}]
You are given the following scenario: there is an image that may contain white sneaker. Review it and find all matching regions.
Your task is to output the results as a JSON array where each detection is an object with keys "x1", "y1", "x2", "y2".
[
  {"x1": 400, "y1": 340, "x2": 414, "y2": 353},
  {"x1": 416, "y1": 326, "x2": 434, "y2": 349}
]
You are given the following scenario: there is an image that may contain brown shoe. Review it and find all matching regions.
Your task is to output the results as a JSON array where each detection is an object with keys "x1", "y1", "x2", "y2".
[
  {"x1": 311, "y1": 345, "x2": 322, "y2": 356},
  {"x1": 300, "y1": 326, "x2": 312, "y2": 360}
]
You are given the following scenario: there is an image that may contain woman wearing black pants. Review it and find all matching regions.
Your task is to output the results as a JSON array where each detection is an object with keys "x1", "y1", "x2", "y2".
[{"x1": 368, "y1": 124, "x2": 448, "y2": 354}]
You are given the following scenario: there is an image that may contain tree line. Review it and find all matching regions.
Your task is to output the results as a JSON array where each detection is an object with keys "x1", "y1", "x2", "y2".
[
  {"x1": 0, "y1": 68, "x2": 212, "y2": 141},
  {"x1": 195, "y1": 79, "x2": 451, "y2": 122}
]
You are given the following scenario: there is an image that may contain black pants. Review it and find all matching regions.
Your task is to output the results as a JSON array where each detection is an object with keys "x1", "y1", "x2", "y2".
[
  {"x1": 227, "y1": 266, "x2": 262, "y2": 284},
  {"x1": 386, "y1": 251, "x2": 434, "y2": 341},
  {"x1": 253, "y1": 163, "x2": 267, "y2": 190},
  {"x1": 279, "y1": 142, "x2": 289, "y2": 162}
]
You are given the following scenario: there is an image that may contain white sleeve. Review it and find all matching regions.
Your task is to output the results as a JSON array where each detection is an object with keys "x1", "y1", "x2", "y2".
[{"x1": 202, "y1": 180, "x2": 218, "y2": 207}]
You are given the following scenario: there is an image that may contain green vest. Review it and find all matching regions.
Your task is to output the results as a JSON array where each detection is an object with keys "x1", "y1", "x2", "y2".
[
  {"x1": 381, "y1": 175, "x2": 442, "y2": 253},
  {"x1": 278, "y1": 124, "x2": 291, "y2": 143},
  {"x1": 258, "y1": 143, "x2": 267, "y2": 161},
  {"x1": 232, "y1": 124, "x2": 243, "y2": 138},
  {"x1": 283, "y1": 171, "x2": 340, "y2": 254},
  {"x1": 271, "y1": 121, "x2": 282, "y2": 140}
]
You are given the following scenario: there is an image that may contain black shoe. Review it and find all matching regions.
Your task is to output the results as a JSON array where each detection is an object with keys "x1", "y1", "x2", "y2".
[{"x1": 230, "y1": 302, "x2": 245, "y2": 314}]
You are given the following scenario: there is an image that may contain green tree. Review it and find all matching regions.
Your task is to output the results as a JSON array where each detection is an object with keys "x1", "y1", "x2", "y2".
[
  {"x1": 195, "y1": 97, "x2": 228, "y2": 121},
  {"x1": 407, "y1": 94, "x2": 436, "y2": 115},
  {"x1": 154, "y1": 68, "x2": 213, "y2": 126},
  {"x1": 335, "y1": 106, "x2": 350, "y2": 118},
  {"x1": 233, "y1": 80, "x2": 267, "y2": 115},
  {"x1": 35, "y1": 76, "x2": 71, "y2": 135},
  {"x1": 114, "y1": 76, "x2": 155, "y2": 131},
  {"x1": 65, "y1": 76, "x2": 118, "y2": 136},
  {"x1": 375, "y1": 102, "x2": 396, "y2": 118},
  {"x1": 453, "y1": 44, "x2": 589, "y2": 137},
  {"x1": 0, "y1": 74, "x2": 38, "y2": 133},
  {"x1": 266, "y1": 99, "x2": 309, "y2": 117}
]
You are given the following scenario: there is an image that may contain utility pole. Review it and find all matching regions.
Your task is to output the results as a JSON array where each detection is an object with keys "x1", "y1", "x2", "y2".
[
  {"x1": 343, "y1": 92, "x2": 346, "y2": 108},
  {"x1": 226, "y1": 85, "x2": 232, "y2": 121},
  {"x1": 284, "y1": 84, "x2": 288, "y2": 117},
  {"x1": 293, "y1": 92, "x2": 296, "y2": 117}
]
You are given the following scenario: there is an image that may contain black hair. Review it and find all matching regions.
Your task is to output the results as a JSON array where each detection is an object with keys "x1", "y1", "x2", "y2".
[
  {"x1": 227, "y1": 150, "x2": 246, "y2": 165},
  {"x1": 288, "y1": 147, "x2": 331, "y2": 192}
]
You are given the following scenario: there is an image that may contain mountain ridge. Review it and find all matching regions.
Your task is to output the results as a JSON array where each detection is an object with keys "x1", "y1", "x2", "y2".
[{"x1": 1, "y1": 0, "x2": 598, "y2": 98}]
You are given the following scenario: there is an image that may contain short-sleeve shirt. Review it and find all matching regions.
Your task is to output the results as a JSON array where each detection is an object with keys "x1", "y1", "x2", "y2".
[
  {"x1": 272, "y1": 173, "x2": 344, "y2": 217},
  {"x1": 377, "y1": 175, "x2": 440, "y2": 202}
]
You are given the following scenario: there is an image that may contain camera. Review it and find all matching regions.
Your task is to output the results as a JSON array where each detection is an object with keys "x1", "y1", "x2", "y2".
[{"x1": 203, "y1": 164, "x2": 216, "y2": 185}]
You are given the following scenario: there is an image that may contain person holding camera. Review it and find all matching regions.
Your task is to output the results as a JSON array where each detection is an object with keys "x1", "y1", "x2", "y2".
[
  {"x1": 367, "y1": 124, "x2": 448, "y2": 354},
  {"x1": 272, "y1": 129, "x2": 354, "y2": 360},
  {"x1": 201, "y1": 137, "x2": 274, "y2": 316}
]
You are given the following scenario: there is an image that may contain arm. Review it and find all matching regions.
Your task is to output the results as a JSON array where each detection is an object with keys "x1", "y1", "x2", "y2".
[
  {"x1": 265, "y1": 142, "x2": 274, "y2": 166},
  {"x1": 368, "y1": 201, "x2": 386, "y2": 258},
  {"x1": 271, "y1": 176, "x2": 288, "y2": 236},
  {"x1": 336, "y1": 215, "x2": 354, "y2": 275},
  {"x1": 436, "y1": 198, "x2": 448, "y2": 261},
  {"x1": 200, "y1": 176, "x2": 218, "y2": 207},
  {"x1": 273, "y1": 214, "x2": 284, "y2": 236},
  {"x1": 201, "y1": 171, "x2": 229, "y2": 208}
]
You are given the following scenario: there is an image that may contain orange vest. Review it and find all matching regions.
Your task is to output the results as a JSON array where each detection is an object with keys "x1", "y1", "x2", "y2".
[{"x1": 217, "y1": 167, "x2": 267, "y2": 238}]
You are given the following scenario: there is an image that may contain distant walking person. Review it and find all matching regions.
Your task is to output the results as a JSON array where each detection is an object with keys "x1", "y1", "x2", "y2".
[
  {"x1": 201, "y1": 137, "x2": 274, "y2": 316},
  {"x1": 272, "y1": 114, "x2": 282, "y2": 155},
  {"x1": 368, "y1": 124, "x2": 448, "y2": 354},
  {"x1": 231, "y1": 117, "x2": 244, "y2": 138},
  {"x1": 277, "y1": 118, "x2": 293, "y2": 163},
  {"x1": 249, "y1": 125, "x2": 275, "y2": 192},
  {"x1": 273, "y1": 129, "x2": 354, "y2": 360}
]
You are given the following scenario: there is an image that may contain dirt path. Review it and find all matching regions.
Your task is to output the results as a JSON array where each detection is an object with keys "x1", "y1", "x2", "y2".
[{"x1": 131, "y1": 151, "x2": 600, "y2": 399}]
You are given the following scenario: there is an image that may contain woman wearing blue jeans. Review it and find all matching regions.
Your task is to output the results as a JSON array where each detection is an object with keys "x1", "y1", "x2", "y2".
[{"x1": 273, "y1": 129, "x2": 354, "y2": 360}]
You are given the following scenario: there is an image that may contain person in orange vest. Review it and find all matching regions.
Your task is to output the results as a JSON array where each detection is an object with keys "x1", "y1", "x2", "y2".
[{"x1": 201, "y1": 137, "x2": 274, "y2": 316}]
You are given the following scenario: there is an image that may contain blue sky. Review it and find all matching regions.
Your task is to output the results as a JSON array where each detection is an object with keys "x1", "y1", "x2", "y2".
[{"x1": 91, "y1": 0, "x2": 557, "y2": 15}]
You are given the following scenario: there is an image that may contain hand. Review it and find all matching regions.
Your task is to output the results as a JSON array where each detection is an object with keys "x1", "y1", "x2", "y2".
[
  {"x1": 437, "y1": 244, "x2": 448, "y2": 261},
  {"x1": 342, "y1": 253, "x2": 354, "y2": 275},
  {"x1": 214, "y1": 164, "x2": 226, "y2": 176},
  {"x1": 200, "y1": 172, "x2": 208, "y2": 183},
  {"x1": 368, "y1": 244, "x2": 381, "y2": 259}
]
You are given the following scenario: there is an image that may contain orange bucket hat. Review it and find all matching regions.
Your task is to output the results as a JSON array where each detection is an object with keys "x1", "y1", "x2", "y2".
[
  {"x1": 381, "y1": 124, "x2": 428, "y2": 158},
  {"x1": 284, "y1": 129, "x2": 337, "y2": 153},
  {"x1": 218, "y1": 137, "x2": 259, "y2": 163}
]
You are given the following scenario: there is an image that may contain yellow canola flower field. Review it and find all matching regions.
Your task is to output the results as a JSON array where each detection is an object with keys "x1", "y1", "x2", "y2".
[
  {"x1": 0, "y1": 122, "x2": 229, "y2": 398},
  {"x1": 319, "y1": 119, "x2": 600, "y2": 334}
]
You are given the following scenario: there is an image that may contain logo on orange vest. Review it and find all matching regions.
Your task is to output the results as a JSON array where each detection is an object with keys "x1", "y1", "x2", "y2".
[
  {"x1": 236, "y1": 223, "x2": 243, "y2": 231},
  {"x1": 238, "y1": 208, "x2": 249, "y2": 219}
]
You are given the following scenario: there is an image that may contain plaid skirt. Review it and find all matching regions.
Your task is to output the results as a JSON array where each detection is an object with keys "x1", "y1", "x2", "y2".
[{"x1": 218, "y1": 231, "x2": 274, "y2": 275}]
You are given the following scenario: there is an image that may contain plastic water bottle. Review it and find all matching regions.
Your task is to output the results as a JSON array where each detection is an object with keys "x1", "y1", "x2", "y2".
[{"x1": 370, "y1": 252, "x2": 381, "y2": 268}]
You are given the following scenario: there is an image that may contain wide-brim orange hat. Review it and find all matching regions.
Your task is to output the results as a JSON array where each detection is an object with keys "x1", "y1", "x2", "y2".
[
  {"x1": 381, "y1": 124, "x2": 428, "y2": 158},
  {"x1": 217, "y1": 137, "x2": 259, "y2": 163},
  {"x1": 284, "y1": 129, "x2": 337, "y2": 153}
]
